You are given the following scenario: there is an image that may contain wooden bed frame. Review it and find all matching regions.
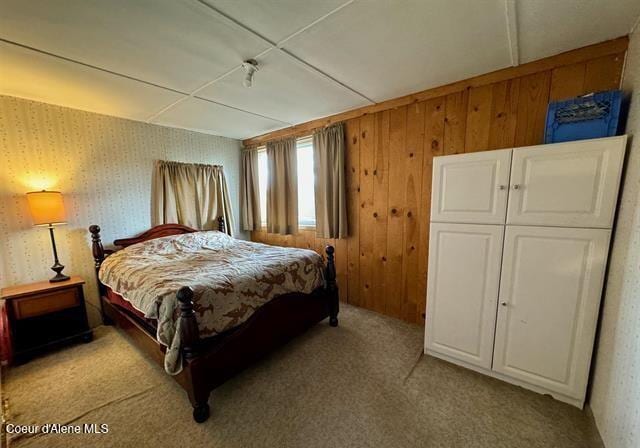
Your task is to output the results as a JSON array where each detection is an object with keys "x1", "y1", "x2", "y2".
[{"x1": 88, "y1": 217, "x2": 339, "y2": 423}]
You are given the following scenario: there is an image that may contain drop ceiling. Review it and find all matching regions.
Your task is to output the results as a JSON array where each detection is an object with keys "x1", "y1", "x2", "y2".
[{"x1": 1, "y1": 0, "x2": 639, "y2": 140}]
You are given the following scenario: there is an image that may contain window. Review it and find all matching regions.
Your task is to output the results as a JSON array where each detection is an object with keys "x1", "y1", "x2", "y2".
[
  {"x1": 256, "y1": 137, "x2": 316, "y2": 228},
  {"x1": 257, "y1": 147, "x2": 268, "y2": 226},
  {"x1": 296, "y1": 137, "x2": 316, "y2": 227}
]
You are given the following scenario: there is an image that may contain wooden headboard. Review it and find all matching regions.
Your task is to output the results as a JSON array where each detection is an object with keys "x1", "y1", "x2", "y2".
[
  {"x1": 113, "y1": 223, "x2": 198, "y2": 248},
  {"x1": 114, "y1": 217, "x2": 226, "y2": 247},
  {"x1": 89, "y1": 216, "x2": 226, "y2": 263}
]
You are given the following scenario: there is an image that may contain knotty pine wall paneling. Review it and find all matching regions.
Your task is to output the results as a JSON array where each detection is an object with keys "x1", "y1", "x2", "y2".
[
  {"x1": 251, "y1": 44, "x2": 627, "y2": 324},
  {"x1": 372, "y1": 111, "x2": 390, "y2": 315},
  {"x1": 401, "y1": 102, "x2": 425, "y2": 323},
  {"x1": 345, "y1": 117, "x2": 360, "y2": 308},
  {"x1": 488, "y1": 79, "x2": 520, "y2": 149}
]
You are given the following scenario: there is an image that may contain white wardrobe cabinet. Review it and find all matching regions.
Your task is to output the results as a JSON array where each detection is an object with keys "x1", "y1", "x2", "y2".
[
  {"x1": 493, "y1": 226, "x2": 610, "y2": 401},
  {"x1": 507, "y1": 136, "x2": 626, "y2": 228},
  {"x1": 425, "y1": 223, "x2": 503, "y2": 369},
  {"x1": 430, "y1": 149, "x2": 511, "y2": 224},
  {"x1": 424, "y1": 136, "x2": 626, "y2": 408}
]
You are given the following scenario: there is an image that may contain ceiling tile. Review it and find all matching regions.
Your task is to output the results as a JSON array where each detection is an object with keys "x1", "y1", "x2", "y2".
[
  {"x1": 151, "y1": 97, "x2": 287, "y2": 139},
  {"x1": 0, "y1": 0, "x2": 271, "y2": 93},
  {"x1": 517, "y1": 0, "x2": 640, "y2": 63},
  {"x1": 203, "y1": 0, "x2": 348, "y2": 43},
  {"x1": 283, "y1": 0, "x2": 512, "y2": 102},
  {"x1": 197, "y1": 49, "x2": 370, "y2": 124},
  {"x1": 0, "y1": 42, "x2": 184, "y2": 122}
]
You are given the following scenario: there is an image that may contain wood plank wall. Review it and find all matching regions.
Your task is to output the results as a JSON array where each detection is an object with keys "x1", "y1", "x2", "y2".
[{"x1": 251, "y1": 42, "x2": 626, "y2": 325}]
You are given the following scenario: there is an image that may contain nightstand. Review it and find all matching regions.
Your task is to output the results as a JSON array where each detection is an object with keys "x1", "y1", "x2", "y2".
[{"x1": 1, "y1": 276, "x2": 92, "y2": 363}]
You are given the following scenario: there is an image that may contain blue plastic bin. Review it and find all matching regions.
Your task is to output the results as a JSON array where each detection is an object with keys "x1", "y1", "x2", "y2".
[{"x1": 544, "y1": 90, "x2": 622, "y2": 143}]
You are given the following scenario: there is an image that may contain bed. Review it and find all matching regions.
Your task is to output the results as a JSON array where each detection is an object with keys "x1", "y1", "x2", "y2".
[{"x1": 88, "y1": 217, "x2": 339, "y2": 423}]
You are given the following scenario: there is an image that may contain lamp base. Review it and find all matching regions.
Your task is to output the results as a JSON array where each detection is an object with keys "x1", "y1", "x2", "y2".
[{"x1": 50, "y1": 261, "x2": 70, "y2": 283}]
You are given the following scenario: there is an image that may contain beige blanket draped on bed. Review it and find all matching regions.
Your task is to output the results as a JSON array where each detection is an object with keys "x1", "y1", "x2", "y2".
[
  {"x1": 99, "y1": 231, "x2": 324, "y2": 374},
  {"x1": 151, "y1": 160, "x2": 234, "y2": 235}
]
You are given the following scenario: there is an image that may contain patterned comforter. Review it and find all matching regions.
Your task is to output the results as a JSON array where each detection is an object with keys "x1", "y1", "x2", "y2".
[{"x1": 98, "y1": 231, "x2": 324, "y2": 374}]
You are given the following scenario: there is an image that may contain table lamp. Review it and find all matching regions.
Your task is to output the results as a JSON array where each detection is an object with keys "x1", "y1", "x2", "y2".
[{"x1": 26, "y1": 190, "x2": 70, "y2": 283}]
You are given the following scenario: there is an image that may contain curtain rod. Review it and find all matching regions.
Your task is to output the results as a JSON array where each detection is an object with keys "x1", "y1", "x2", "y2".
[
  {"x1": 157, "y1": 160, "x2": 223, "y2": 168},
  {"x1": 244, "y1": 122, "x2": 343, "y2": 149}
]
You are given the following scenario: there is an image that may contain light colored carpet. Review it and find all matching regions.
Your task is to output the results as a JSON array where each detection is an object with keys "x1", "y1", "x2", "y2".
[{"x1": 3, "y1": 304, "x2": 603, "y2": 448}]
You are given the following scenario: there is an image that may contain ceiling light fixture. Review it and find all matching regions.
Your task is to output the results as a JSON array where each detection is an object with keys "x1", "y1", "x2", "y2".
[{"x1": 242, "y1": 59, "x2": 259, "y2": 88}]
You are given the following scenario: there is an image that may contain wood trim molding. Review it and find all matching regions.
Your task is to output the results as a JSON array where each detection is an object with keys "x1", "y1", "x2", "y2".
[{"x1": 243, "y1": 36, "x2": 628, "y2": 146}]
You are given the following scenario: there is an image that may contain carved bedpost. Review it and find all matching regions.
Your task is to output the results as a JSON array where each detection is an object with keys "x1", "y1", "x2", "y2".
[
  {"x1": 177, "y1": 286, "x2": 200, "y2": 361},
  {"x1": 217, "y1": 216, "x2": 226, "y2": 234},
  {"x1": 325, "y1": 246, "x2": 339, "y2": 327},
  {"x1": 89, "y1": 225, "x2": 110, "y2": 323},
  {"x1": 89, "y1": 225, "x2": 105, "y2": 273},
  {"x1": 177, "y1": 287, "x2": 209, "y2": 423}
]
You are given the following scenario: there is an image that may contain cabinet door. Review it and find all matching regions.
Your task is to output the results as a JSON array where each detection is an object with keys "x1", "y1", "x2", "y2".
[
  {"x1": 425, "y1": 223, "x2": 504, "y2": 369},
  {"x1": 431, "y1": 149, "x2": 512, "y2": 224},
  {"x1": 493, "y1": 226, "x2": 610, "y2": 400},
  {"x1": 507, "y1": 136, "x2": 626, "y2": 228}
]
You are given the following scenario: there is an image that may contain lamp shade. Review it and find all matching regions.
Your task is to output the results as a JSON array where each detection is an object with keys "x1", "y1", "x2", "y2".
[{"x1": 26, "y1": 190, "x2": 67, "y2": 226}]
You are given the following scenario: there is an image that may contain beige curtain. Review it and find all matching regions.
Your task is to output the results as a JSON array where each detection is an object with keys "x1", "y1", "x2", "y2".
[
  {"x1": 313, "y1": 123, "x2": 348, "y2": 238},
  {"x1": 266, "y1": 138, "x2": 298, "y2": 235},
  {"x1": 240, "y1": 149, "x2": 260, "y2": 231},
  {"x1": 151, "y1": 160, "x2": 234, "y2": 236}
]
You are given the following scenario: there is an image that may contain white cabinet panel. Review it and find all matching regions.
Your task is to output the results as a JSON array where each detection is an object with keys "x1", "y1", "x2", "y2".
[
  {"x1": 425, "y1": 223, "x2": 504, "y2": 369},
  {"x1": 431, "y1": 149, "x2": 512, "y2": 224},
  {"x1": 507, "y1": 136, "x2": 626, "y2": 228},
  {"x1": 493, "y1": 226, "x2": 610, "y2": 399}
]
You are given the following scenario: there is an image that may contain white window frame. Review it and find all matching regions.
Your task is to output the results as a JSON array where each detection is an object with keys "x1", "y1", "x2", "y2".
[
  {"x1": 296, "y1": 136, "x2": 316, "y2": 229},
  {"x1": 257, "y1": 146, "x2": 268, "y2": 228}
]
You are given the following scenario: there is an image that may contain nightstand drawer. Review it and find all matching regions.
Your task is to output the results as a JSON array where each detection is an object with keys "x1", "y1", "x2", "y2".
[{"x1": 12, "y1": 288, "x2": 80, "y2": 320}]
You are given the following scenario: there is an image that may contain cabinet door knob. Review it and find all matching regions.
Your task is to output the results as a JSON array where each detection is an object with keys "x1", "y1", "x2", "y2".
[
  {"x1": 498, "y1": 185, "x2": 506, "y2": 190},
  {"x1": 501, "y1": 301, "x2": 508, "y2": 306},
  {"x1": 512, "y1": 184, "x2": 521, "y2": 190}
]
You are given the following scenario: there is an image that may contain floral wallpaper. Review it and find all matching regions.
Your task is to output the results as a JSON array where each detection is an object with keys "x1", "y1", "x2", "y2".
[
  {"x1": 0, "y1": 95, "x2": 244, "y2": 326},
  {"x1": 589, "y1": 29, "x2": 640, "y2": 448}
]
